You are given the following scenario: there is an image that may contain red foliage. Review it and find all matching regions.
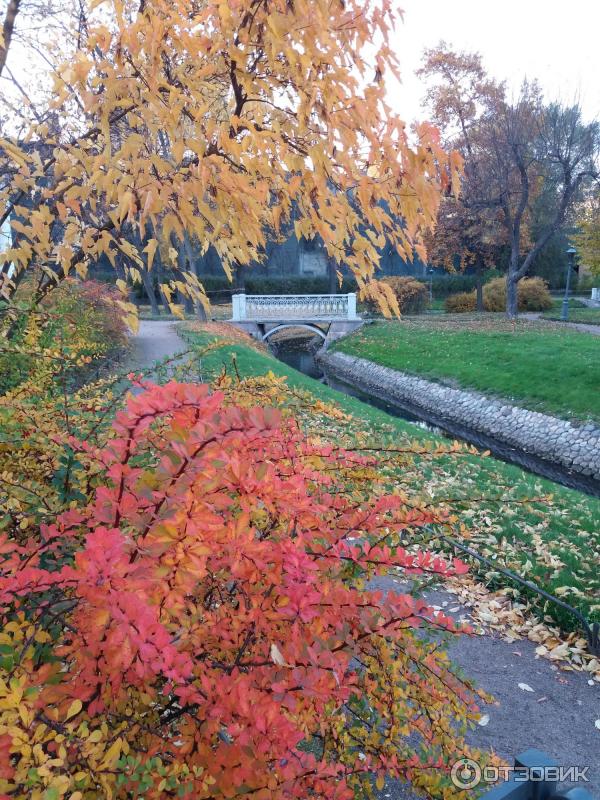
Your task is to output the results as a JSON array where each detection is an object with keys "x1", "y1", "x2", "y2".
[{"x1": 0, "y1": 382, "x2": 479, "y2": 799}]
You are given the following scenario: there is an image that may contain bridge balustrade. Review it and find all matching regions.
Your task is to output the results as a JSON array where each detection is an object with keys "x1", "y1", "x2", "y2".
[{"x1": 231, "y1": 293, "x2": 358, "y2": 321}]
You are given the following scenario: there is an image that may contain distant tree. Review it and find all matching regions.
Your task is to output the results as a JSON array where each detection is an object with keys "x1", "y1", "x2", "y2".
[
  {"x1": 487, "y1": 93, "x2": 599, "y2": 315},
  {"x1": 418, "y1": 44, "x2": 507, "y2": 310},
  {"x1": 419, "y1": 44, "x2": 600, "y2": 317},
  {"x1": 573, "y1": 193, "x2": 600, "y2": 276},
  {"x1": 423, "y1": 197, "x2": 504, "y2": 310}
]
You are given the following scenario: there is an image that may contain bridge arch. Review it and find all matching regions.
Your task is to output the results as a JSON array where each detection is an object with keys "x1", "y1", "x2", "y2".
[{"x1": 262, "y1": 323, "x2": 327, "y2": 342}]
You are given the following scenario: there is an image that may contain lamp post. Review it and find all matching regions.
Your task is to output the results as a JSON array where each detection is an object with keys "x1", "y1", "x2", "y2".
[
  {"x1": 561, "y1": 246, "x2": 577, "y2": 322},
  {"x1": 428, "y1": 268, "x2": 435, "y2": 303}
]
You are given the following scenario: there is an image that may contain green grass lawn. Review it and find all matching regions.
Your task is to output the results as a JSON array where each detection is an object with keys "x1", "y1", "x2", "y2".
[
  {"x1": 182, "y1": 324, "x2": 600, "y2": 639},
  {"x1": 334, "y1": 317, "x2": 600, "y2": 422},
  {"x1": 426, "y1": 297, "x2": 446, "y2": 312}
]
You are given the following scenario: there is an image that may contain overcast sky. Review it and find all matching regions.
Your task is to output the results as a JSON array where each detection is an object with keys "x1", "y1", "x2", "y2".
[{"x1": 388, "y1": 0, "x2": 600, "y2": 125}]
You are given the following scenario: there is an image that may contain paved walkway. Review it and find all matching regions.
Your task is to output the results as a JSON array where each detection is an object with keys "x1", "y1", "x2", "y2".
[
  {"x1": 573, "y1": 296, "x2": 600, "y2": 309},
  {"x1": 375, "y1": 578, "x2": 599, "y2": 797},
  {"x1": 522, "y1": 312, "x2": 600, "y2": 336},
  {"x1": 129, "y1": 319, "x2": 188, "y2": 372},
  {"x1": 131, "y1": 321, "x2": 600, "y2": 795}
]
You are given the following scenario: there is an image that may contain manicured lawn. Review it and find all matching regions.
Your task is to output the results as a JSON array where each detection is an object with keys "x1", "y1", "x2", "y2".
[
  {"x1": 334, "y1": 317, "x2": 600, "y2": 422},
  {"x1": 182, "y1": 324, "x2": 600, "y2": 637},
  {"x1": 425, "y1": 297, "x2": 446, "y2": 312}
]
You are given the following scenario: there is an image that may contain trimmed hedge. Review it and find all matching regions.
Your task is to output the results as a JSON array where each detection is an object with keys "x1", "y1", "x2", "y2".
[
  {"x1": 444, "y1": 291, "x2": 478, "y2": 313},
  {"x1": 418, "y1": 269, "x2": 501, "y2": 297},
  {"x1": 512, "y1": 277, "x2": 554, "y2": 311},
  {"x1": 382, "y1": 276, "x2": 430, "y2": 314},
  {"x1": 192, "y1": 275, "x2": 360, "y2": 302},
  {"x1": 445, "y1": 277, "x2": 553, "y2": 313}
]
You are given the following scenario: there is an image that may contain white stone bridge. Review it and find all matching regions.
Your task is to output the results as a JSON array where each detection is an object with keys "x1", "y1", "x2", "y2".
[{"x1": 229, "y1": 293, "x2": 362, "y2": 345}]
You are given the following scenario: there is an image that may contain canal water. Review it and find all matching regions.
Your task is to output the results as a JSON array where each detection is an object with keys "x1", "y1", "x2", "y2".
[{"x1": 270, "y1": 335, "x2": 600, "y2": 497}]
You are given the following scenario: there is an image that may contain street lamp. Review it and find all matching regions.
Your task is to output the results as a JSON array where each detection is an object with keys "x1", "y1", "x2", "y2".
[
  {"x1": 561, "y1": 246, "x2": 577, "y2": 322},
  {"x1": 428, "y1": 268, "x2": 435, "y2": 303}
]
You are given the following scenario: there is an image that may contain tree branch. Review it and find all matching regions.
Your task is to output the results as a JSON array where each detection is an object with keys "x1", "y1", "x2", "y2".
[{"x1": 0, "y1": 0, "x2": 21, "y2": 78}]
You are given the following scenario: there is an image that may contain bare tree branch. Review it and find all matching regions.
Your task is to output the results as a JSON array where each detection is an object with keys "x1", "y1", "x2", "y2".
[{"x1": 0, "y1": 0, "x2": 21, "y2": 78}]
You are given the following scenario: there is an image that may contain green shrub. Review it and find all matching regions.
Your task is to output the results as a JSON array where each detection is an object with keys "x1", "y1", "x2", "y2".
[
  {"x1": 0, "y1": 279, "x2": 128, "y2": 394},
  {"x1": 246, "y1": 275, "x2": 358, "y2": 295},
  {"x1": 422, "y1": 269, "x2": 501, "y2": 296},
  {"x1": 576, "y1": 273, "x2": 598, "y2": 293}
]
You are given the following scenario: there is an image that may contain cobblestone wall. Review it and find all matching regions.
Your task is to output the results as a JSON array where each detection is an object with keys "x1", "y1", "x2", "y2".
[{"x1": 317, "y1": 351, "x2": 600, "y2": 480}]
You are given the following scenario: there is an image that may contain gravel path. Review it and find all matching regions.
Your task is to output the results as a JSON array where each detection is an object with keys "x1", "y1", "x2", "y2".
[
  {"x1": 129, "y1": 319, "x2": 188, "y2": 372},
  {"x1": 374, "y1": 578, "x2": 600, "y2": 797},
  {"x1": 131, "y1": 320, "x2": 600, "y2": 795}
]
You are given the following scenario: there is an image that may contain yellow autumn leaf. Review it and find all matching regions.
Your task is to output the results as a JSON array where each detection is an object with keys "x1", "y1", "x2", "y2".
[
  {"x1": 144, "y1": 238, "x2": 159, "y2": 270},
  {"x1": 65, "y1": 699, "x2": 82, "y2": 720},
  {"x1": 126, "y1": 313, "x2": 139, "y2": 334},
  {"x1": 98, "y1": 738, "x2": 123, "y2": 770}
]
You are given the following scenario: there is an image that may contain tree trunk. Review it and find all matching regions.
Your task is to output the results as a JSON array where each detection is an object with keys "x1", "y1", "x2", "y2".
[
  {"x1": 328, "y1": 256, "x2": 337, "y2": 294},
  {"x1": 141, "y1": 269, "x2": 160, "y2": 316},
  {"x1": 152, "y1": 254, "x2": 169, "y2": 313},
  {"x1": 506, "y1": 272, "x2": 519, "y2": 319},
  {"x1": 505, "y1": 238, "x2": 521, "y2": 319},
  {"x1": 475, "y1": 265, "x2": 484, "y2": 312},
  {"x1": 181, "y1": 233, "x2": 207, "y2": 320},
  {"x1": 234, "y1": 262, "x2": 246, "y2": 292}
]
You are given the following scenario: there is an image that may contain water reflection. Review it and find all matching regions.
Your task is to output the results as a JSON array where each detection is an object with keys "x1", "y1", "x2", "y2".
[{"x1": 270, "y1": 336, "x2": 324, "y2": 380}]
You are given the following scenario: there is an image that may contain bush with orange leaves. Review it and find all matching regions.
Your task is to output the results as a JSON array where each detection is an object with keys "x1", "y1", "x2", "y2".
[{"x1": 0, "y1": 379, "x2": 490, "y2": 800}]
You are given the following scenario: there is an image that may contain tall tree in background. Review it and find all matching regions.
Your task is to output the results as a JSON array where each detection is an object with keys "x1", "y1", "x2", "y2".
[
  {"x1": 418, "y1": 45, "x2": 507, "y2": 310},
  {"x1": 419, "y1": 44, "x2": 600, "y2": 317},
  {"x1": 423, "y1": 198, "x2": 504, "y2": 310},
  {"x1": 0, "y1": 0, "x2": 460, "y2": 330},
  {"x1": 573, "y1": 191, "x2": 600, "y2": 276},
  {"x1": 485, "y1": 94, "x2": 599, "y2": 316}
]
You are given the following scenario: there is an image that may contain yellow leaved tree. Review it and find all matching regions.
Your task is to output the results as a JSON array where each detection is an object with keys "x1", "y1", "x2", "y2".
[
  {"x1": 0, "y1": 0, "x2": 460, "y2": 326},
  {"x1": 574, "y1": 194, "x2": 600, "y2": 276}
]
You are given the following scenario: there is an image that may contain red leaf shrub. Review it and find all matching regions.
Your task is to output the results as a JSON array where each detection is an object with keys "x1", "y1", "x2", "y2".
[{"x1": 0, "y1": 382, "x2": 485, "y2": 799}]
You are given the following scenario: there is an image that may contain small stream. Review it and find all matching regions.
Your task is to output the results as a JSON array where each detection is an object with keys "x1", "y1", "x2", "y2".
[{"x1": 270, "y1": 335, "x2": 600, "y2": 497}]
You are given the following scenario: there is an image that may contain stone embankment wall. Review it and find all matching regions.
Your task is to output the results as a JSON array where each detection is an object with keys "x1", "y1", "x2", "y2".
[{"x1": 316, "y1": 351, "x2": 600, "y2": 481}]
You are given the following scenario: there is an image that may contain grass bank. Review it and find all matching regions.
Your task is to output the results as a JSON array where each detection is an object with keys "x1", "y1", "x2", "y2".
[
  {"x1": 182, "y1": 324, "x2": 600, "y2": 645},
  {"x1": 333, "y1": 316, "x2": 600, "y2": 423}
]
